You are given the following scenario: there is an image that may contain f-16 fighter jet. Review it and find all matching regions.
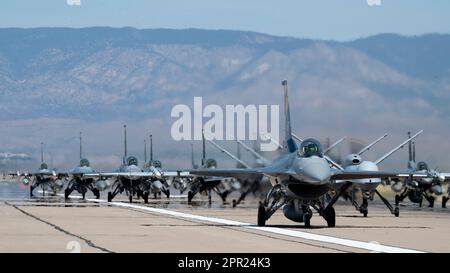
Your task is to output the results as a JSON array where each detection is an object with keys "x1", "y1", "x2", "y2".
[
  {"x1": 190, "y1": 80, "x2": 424, "y2": 227},
  {"x1": 392, "y1": 134, "x2": 450, "y2": 208},
  {"x1": 186, "y1": 130, "x2": 236, "y2": 204},
  {"x1": 12, "y1": 142, "x2": 65, "y2": 197},
  {"x1": 63, "y1": 132, "x2": 110, "y2": 200}
]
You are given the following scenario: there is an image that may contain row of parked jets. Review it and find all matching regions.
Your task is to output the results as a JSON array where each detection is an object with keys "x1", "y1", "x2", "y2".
[{"x1": 8, "y1": 80, "x2": 450, "y2": 228}]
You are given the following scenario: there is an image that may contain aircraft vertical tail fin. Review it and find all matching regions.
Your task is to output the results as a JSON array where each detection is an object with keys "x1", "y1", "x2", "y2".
[
  {"x1": 79, "y1": 132, "x2": 83, "y2": 160},
  {"x1": 282, "y1": 80, "x2": 298, "y2": 153},
  {"x1": 40, "y1": 142, "x2": 44, "y2": 163},
  {"x1": 191, "y1": 143, "x2": 194, "y2": 168},
  {"x1": 144, "y1": 139, "x2": 147, "y2": 163},
  {"x1": 202, "y1": 129, "x2": 206, "y2": 166},
  {"x1": 123, "y1": 125, "x2": 127, "y2": 165},
  {"x1": 408, "y1": 131, "x2": 412, "y2": 162},
  {"x1": 150, "y1": 134, "x2": 153, "y2": 164},
  {"x1": 191, "y1": 143, "x2": 197, "y2": 169}
]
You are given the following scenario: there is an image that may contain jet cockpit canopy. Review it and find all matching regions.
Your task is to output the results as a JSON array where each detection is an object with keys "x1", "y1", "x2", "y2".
[
  {"x1": 298, "y1": 138, "x2": 323, "y2": 158},
  {"x1": 80, "y1": 158, "x2": 90, "y2": 167},
  {"x1": 127, "y1": 156, "x2": 138, "y2": 166}
]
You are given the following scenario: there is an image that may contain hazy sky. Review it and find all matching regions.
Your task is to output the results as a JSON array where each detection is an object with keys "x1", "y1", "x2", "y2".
[{"x1": 1, "y1": 0, "x2": 449, "y2": 40}]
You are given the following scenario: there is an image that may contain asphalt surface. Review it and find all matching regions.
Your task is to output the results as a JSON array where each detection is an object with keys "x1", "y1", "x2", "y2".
[{"x1": 1, "y1": 181, "x2": 450, "y2": 253}]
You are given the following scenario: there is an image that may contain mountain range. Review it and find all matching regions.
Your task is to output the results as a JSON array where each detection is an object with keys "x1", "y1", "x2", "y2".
[{"x1": 0, "y1": 28, "x2": 449, "y2": 170}]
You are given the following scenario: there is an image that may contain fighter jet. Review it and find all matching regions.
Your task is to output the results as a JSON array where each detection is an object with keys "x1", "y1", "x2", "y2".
[
  {"x1": 86, "y1": 125, "x2": 154, "y2": 203},
  {"x1": 238, "y1": 134, "x2": 346, "y2": 208},
  {"x1": 169, "y1": 143, "x2": 195, "y2": 194},
  {"x1": 211, "y1": 137, "x2": 345, "y2": 208},
  {"x1": 189, "y1": 80, "x2": 421, "y2": 227},
  {"x1": 63, "y1": 132, "x2": 110, "y2": 200},
  {"x1": 12, "y1": 142, "x2": 65, "y2": 197},
  {"x1": 186, "y1": 130, "x2": 234, "y2": 204},
  {"x1": 141, "y1": 134, "x2": 171, "y2": 199},
  {"x1": 87, "y1": 126, "x2": 185, "y2": 203},
  {"x1": 392, "y1": 133, "x2": 450, "y2": 208}
]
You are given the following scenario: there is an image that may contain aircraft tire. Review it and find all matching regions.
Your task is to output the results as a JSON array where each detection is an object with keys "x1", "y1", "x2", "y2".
[
  {"x1": 143, "y1": 192, "x2": 149, "y2": 204},
  {"x1": 64, "y1": 189, "x2": 70, "y2": 200},
  {"x1": 188, "y1": 191, "x2": 194, "y2": 203},
  {"x1": 395, "y1": 195, "x2": 400, "y2": 206},
  {"x1": 93, "y1": 189, "x2": 100, "y2": 199},
  {"x1": 324, "y1": 207, "x2": 336, "y2": 227},
  {"x1": 257, "y1": 204, "x2": 266, "y2": 226},
  {"x1": 394, "y1": 207, "x2": 400, "y2": 217},
  {"x1": 303, "y1": 213, "x2": 311, "y2": 228},
  {"x1": 442, "y1": 196, "x2": 448, "y2": 208}
]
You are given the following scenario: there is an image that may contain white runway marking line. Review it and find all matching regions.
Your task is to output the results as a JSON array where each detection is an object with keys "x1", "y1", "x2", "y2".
[
  {"x1": 48, "y1": 192, "x2": 187, "y2": 199},
  {"x1": 86, "y1": 198, "x2": 425, "y2": 253}
]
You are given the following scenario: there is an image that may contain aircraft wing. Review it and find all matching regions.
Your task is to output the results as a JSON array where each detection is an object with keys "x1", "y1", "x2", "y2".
[
  {"x1": 12, "y1": 171, "x2": 59, "y2": 177},
  {"x1": 161, "y1": 171, "x2": 191, "y2": 177},
  {"x1": 331, "y1": 170, "x2": 428, "y2": 181},
  {"x1": 188, "y1": 168, "x2": 288, "y2": 179},
  {"x1": 83, "y1": 172, "x2": 159, "y2": 178},
  {"x1": 438, "y1": 173, "x2": 450, "y2": 182}
]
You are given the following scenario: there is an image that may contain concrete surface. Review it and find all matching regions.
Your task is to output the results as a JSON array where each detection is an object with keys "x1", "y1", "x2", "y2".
[{"x1": 1, "y1": 182, "x2": 449, "y2": 253}]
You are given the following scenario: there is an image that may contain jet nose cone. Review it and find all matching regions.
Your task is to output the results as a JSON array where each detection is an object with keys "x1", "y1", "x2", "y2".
[
  {"x1": 301, "y1": 160, "x2": 331, "y2": 184},
  {"x1": 151, "y1": 180, "x2": 163, "y2": 191}
]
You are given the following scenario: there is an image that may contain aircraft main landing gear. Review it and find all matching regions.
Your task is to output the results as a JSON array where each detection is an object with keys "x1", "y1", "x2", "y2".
[
  {"x1": 322, "y1": 207, "x2": 335, "y2": 227},
  {"x1": 164, "y1": 189, "x2": 170, "y2": 198},
  {"x1": 257, "y1": 184, "x2": 286, "y2": 227},
  {"x1": 143, "y1": 192, "x2": 149, "y2": 204},
  {"x1": 359, "y1": 197, "x2": 368, "y2": 217},
  {"x1": 64, "y1": 188, "x2": 72, "y2": 200},
  {"x1": 443, "y1": 196, "x2": 448, "y2": 208},
  {"x1": 107, "y1": 192, "x2": 113, "y2": 202},
  {"x1": 375, "y1": 190, "x2": 399, "y2": 217},
  {"x1": 257, "y1": 203, "x2": 267, "y2": 226}
]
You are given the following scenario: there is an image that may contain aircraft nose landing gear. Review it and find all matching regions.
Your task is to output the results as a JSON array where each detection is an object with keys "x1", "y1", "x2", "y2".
[
  {"x1": 92, "y1": 188, "x2": 100, "y2": 199},
  {"x1": 301, "y1": 204, "x2": 312, "y2": 228}
]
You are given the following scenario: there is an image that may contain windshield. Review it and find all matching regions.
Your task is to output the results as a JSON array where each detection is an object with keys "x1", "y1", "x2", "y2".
[
  {"x1": 80, "y1": 158, "x2": 90, "y2": 167},
  {"x1": 152, "y1": 160, "x2": 162, "y2": 168},
  {"x1": 417, "y1": 161, "x2": 429, "y2": 171},
  {"x1": 127, "y1": 156, "x2": 138, "y2": 166},
  {"x1": 298, "y1": 138, "x2": 323, "y2": 158},
  {"x1": 206, "y1": 158, "x2": 217, "y2": 168}
]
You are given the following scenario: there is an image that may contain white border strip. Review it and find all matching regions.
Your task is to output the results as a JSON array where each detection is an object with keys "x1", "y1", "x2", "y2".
[{"x1": 86, "y1": 198, "x2": 424, "y2": 253}]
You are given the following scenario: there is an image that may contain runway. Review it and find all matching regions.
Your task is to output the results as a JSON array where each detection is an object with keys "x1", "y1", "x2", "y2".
[{"x1": 1, "y1": 182, "x2": 450, "y2": 253}]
